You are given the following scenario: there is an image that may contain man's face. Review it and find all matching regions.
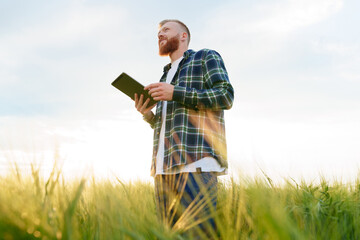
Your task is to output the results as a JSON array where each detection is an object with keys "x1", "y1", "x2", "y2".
[{"x1": 158, "y1": 22, "x2": 180, "y2": 56}]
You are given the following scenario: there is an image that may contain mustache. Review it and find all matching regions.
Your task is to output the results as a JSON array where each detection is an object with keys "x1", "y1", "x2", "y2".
[{"x1": 158, "y1": 36, "x2": 167, "y2": 43}]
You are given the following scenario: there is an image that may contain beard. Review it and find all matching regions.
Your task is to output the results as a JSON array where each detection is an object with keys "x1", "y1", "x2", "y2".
[{"x1": 158, "y1": 34, "x2": 180, "y2": 56}]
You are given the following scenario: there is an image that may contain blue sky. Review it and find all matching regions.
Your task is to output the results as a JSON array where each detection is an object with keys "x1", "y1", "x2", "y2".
[{"x1": 1, "y1": 0, "x2": 359, "y2": 182}]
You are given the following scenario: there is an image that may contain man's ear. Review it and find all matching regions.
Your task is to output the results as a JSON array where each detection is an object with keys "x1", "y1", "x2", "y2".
[{"x1": 181, "y1": 32, "x2": 188, "y2": 42}]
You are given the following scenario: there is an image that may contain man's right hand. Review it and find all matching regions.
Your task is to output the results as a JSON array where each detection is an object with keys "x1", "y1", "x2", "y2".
[{"x1": 135, "y1": 93, "x2": 156, "y2": 121}]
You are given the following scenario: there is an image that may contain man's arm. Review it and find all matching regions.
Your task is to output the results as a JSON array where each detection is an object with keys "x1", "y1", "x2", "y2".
[
  {"x1": 145, "y1": 83, "x2": 174, "y2": 101},
  {"x1": 172, "y1": 50, "x2": 234, "y2": 110},
  {"x1": 143, "y1": 50, "x2": 233, "y2": 111},
  {"x1": 134, "y1": 93, "x2": 156, "y2": 128}
]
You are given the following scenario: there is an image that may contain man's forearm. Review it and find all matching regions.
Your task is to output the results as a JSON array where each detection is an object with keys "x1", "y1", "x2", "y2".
[{"x1": 143, "y1": 111, "x2": 155, "y2": 129}]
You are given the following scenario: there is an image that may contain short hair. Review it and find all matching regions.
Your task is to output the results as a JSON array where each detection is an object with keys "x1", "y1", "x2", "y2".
[{"x1": 159, "y1": 19, "x2": 191, "y2": 45}]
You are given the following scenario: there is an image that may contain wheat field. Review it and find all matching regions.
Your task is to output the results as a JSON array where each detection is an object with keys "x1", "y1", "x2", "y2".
[{"x1": 0, "y1": 161, "x2": 359, "y2": 240}]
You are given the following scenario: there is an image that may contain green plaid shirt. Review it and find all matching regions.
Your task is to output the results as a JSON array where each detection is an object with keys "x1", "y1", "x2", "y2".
[{"x1": 148, "y1": 49, "x2": 234, "y2": 175}]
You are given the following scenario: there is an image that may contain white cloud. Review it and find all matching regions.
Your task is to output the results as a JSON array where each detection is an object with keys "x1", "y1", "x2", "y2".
[
  {"x1": 0, "y1": 2, "x2": 153, "y2": 119},
  {"x1": 339, "y1": 71, "x2": 360, "y2": 82},
  {"x1": 0, "y1": 3, "x2": 128, "y2": 68},
  {"x1": 206, "y1": 0, "x2": 343, "y2": 35},
  {"x1": 253, "y1": 0, "x2": 343, "y2": 33},
  {"x1": 193, "y1": 0, "x2": 344, "y2": 69},
  {"x1": 322, "y1": 43, "x2": 359, "y2": 55},
  {"x1": 309, "y1": 40, "x2": 360, "y2": 82},
  {"x1": 311, "y1": 40, "x2": 359, "y2": 56},
  {"x1": 0, "y1": 70, "x2": 18, "y2": 87}
]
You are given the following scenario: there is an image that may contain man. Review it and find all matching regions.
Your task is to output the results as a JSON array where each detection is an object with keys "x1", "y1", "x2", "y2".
[{"x1": 135, "y1": 19, "x2": 234, "y2": 238}]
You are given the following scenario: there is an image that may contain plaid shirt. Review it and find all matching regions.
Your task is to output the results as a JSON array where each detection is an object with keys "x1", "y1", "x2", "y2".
[{"x1": 147, "y1": 49, "x2": 234, "y2": 175}]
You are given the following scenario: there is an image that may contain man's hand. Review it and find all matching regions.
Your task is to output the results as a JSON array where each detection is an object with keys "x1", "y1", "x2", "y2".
[
  {"x1": 145, "y1": 82, "x2": 174, "y2": 101},
  {"x1": 135, "y1": 93, "x2": 156, "y2": 120}
]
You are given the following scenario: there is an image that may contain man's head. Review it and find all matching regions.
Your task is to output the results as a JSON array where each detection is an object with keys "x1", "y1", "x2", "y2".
[{"x1": 158, "y1": 19, "x2": 190, "y2": 56}]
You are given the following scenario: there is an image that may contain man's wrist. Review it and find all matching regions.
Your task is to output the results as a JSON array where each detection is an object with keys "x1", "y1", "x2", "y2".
[{"x1": 143, "y1": 112, "x2": 154, "y2": 122}]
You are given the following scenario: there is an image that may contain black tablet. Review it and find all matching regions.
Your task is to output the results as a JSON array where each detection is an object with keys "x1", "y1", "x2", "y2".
[{"x1": 111, "y1": 72, "x2": 157, "y2": 106}]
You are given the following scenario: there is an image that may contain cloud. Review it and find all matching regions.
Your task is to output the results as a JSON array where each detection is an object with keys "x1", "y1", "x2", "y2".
[
  {"x1": 0, "y1": 1, "x2": 169, "y2": 120},
  {"x1": 316, "y1": 42, "x2": 360, "y2": 82},
  {"x1": 250, "y1": 0, "x2": 343, "y2": 33},
  {"x1": 0, "y1": 2, "x2": 137, "y2": 118},
  {"x1": 206, "y1": 0, "x2": 343, "y2": 35},
  {"x1": 0, "y1": 3, "x2": 128, "y2": 65},
  {"x1": 193, "y1": 0, "x2": 344, "y2": 69}
]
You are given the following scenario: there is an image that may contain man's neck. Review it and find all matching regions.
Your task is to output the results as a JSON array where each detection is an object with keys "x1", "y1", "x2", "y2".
[{"x1": 169, "y1": 45, "x2": 188, "y2": 63}]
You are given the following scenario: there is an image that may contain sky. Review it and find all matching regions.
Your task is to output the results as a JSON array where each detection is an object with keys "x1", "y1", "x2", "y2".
[{"x1": 1, "y1": 0, "x2": 359, "y2": 183}]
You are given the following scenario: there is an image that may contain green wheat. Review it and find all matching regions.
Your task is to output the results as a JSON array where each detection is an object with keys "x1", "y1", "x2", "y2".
[{"x1": 0, "y1": 161, "x2": 360, "y2": 239}]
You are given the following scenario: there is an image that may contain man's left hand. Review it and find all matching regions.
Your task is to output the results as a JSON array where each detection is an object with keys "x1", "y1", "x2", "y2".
[{"x1": 145, "y1": 83, "x2": 174, "y2": 101}]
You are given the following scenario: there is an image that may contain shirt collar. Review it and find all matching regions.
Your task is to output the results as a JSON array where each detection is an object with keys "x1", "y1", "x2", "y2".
[
  {"x1": 163, "y1": 49, "x2": 195, "y2": 73},
  {"x1": 183, "y1": 49, "x2": 195, "y2": 59},
  {"x1": 163, "y1": 63, "x2": 171, "y2": 72}
]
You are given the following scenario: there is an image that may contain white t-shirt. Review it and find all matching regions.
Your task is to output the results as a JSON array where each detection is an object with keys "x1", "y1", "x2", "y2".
[{"x1": 155, "y1": 56, "x2": 227, "y2": 176}]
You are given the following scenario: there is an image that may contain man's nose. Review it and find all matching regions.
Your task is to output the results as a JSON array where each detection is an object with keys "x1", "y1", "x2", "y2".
[{"x1": 158, "y1": 31, "x2": 165, "y2": 39}]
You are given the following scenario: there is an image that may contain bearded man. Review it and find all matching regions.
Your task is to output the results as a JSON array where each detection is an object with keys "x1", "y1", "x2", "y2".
[{"x1": 135, "y1": 19, "x2": 234, "y2": 238}]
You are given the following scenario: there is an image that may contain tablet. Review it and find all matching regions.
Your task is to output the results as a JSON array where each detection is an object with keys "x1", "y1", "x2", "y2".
[{"x1": 111, "y1": 72, "x2": 157, "y2": 106}]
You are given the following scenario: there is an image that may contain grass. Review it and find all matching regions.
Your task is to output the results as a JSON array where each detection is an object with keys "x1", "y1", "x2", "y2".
[{"x1": 0, "y1": 161, "x2": 360, "y2": 239}]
